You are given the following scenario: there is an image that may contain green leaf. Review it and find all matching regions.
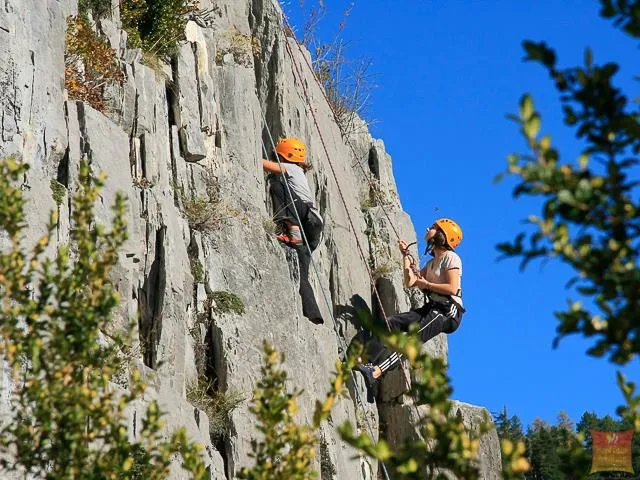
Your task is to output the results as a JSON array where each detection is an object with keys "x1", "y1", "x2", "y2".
[
  {"x1": 522, "y1": 40, "x2": 557, "y2": 68},
  {"x1": 519, "y1": 94, "x2": 534, "y2": 121},
  {"x1": 563, "y1": 106, "x2": 578, "y2": 125},
  {"x1": 524, "y1": 113, "x2": 541, "y2": 139},
  {"x1": 374, "y1": 440, "x2": 392, "y2": 461},
  {"x1": 584, "y1": 47, "x2": 593, "y2": 68},
  {"x1": 575, "y1": 179, "x2": 592, "y2": 201},
  {"x1": 540, "y1": 135, "x2": 551, "y2": 150},
  {"x1": 578, "y1": 153, "x2": 589, "y2": 170},
  {"x1": 557, "y1": 190, "x2": 575, "y2": 205}
]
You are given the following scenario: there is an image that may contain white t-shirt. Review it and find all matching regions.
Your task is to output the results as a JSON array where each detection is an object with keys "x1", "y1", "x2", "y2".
[
  {"x1": 284, "y1": 163, "x2": 321, "y2": 220},
  {"x1": 422, "y1": 250, "x2": 463, "y2": 307},
  {"x1": 283, "y1": 164, "x2": 313, "y2": 204}
]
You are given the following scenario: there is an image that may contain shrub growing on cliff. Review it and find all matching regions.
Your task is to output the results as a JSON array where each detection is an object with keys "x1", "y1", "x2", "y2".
[
  {"x1": 209, "y1": 290, "x2": 245, "y2": 315},
  {"x1": 0, "y1": 157, "x2": 208, "y2": 479},
  {"x1": 239, "y1": 342, "x2": 355, "y2": 479},
  {"x1": 288, "y1": 1, "x2": 376, "y2": 136},
  {"x1": 186, "y1": 378, "x2": 244, "y2": 444},
  {"x1": 180, "y1": 178, "x2": 248, "y2": 232},
  {"x1": 65, "y1": 15, "x2": 125, "y2": 112},
  {"x1": 50, "y1": 178, "x2": 66, "y2": 207},
  {"x1": 120, "y1": 0, "x2": 199, "y2": 60},
  {"x1": 78, "y1": 0, "x2": 113, "y2": 18}
]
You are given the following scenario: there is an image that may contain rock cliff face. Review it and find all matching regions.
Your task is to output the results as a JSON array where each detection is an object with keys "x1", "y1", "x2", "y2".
[{"x1": 0, "y1": 0, "x2": 501, "y2": 478}]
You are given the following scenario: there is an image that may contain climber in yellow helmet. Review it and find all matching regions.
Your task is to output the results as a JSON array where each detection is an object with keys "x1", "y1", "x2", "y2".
[
  {"x1": 263, "y1": 138, "x2": 324, "y2": 325},
  {"x1": 355, "y1": 218, "x2": 465, "y2": 397}
]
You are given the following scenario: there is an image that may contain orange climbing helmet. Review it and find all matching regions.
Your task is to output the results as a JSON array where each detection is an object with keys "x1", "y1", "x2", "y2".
[
  {"x1": 434, "y1": 218, "x2": 463, "y2": 249},
  {"x1": 275, "y1": 138, "x2": 307, "y2": 163}
]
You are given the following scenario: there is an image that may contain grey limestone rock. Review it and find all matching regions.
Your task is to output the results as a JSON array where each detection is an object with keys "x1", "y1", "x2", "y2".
[{"x1": 379, "y1": 400, "x2": 502, "y2": 480}]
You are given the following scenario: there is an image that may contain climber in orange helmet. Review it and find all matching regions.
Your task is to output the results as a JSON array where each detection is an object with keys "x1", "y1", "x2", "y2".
[
  {"x1": 355, "y1": 218, "x2": 465, "y2": 397},
  {"x1": 263, "y1": 137, "x2": 324, "y2": 325}
]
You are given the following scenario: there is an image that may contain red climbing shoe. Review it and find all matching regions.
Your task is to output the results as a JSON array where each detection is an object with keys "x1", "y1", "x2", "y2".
[
  {"x1": 275, "y1": 231, "x2": 303, "y2": 245},
  {"x1": 288, "y1": 226, "x2": 303, "y2": 245}
]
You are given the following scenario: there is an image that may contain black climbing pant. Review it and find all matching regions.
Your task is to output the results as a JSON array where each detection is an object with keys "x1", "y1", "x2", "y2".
[
  {"x1": 369, "y1": 299, "x2": 463, "y2": 374},
  {"x1": 268, "y1": 176, "x2": 324, "y2": 323}
]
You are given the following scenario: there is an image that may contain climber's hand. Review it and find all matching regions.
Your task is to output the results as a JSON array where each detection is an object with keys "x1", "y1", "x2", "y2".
[
  {"x1": 406, "y1": 269, "x2": 418, "y2": 288},
  {"x1": 398, "y1": 240, "x2": 409, "y2": 254}
]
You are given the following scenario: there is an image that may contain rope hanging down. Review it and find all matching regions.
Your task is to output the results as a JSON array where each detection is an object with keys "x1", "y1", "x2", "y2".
[
  {"x1": 278, "y1": 18, "x2": 442, "y2": 435},
  {"x1": 279, "y1": 11, "x2": 442, "y2": 458},
  {"x1": 278, "y1": 28, "x2": 417, "y2": 330},
  {"x1": 278, "y1": 13, "x2": 425, "y2": 398},
  {"x1": 259, "y1": 114, "x2": 392, "y2": 480},
  {"x1": 258, "y1": 13, "x2": 430, "y2": 478},
  {"x1": 281, "y1": 14, "x2": 406, "y2": 244}
]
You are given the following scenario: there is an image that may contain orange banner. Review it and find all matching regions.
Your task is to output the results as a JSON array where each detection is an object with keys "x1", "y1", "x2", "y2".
[{"x1": 590, "y1": 429, "x2": 634, "y2": 474}]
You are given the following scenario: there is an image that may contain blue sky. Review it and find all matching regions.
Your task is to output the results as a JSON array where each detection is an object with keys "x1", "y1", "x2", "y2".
[{"x1": 285, "y1": 1, "x2": 639, "y2": 429}]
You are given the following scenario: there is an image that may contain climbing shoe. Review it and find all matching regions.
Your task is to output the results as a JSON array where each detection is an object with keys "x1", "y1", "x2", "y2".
[
  {"x1": 354, "y1": 363, "x2": 378, "y2": 403},
  {"x1": 287, "y1": 226, "x2": 303, "y2": 245},
  {"x1": 275, "y1": 227, "x2": 303, "y2": 246},
  {"x1": 308, "y1": 316, "x2": 324, "y2": 325},
  {"x1": 275, "y1": 233, "x2": 303, "y2": 246},
  {"x1": 275, "y1": 233, "x2": 292, "y2": 243}
]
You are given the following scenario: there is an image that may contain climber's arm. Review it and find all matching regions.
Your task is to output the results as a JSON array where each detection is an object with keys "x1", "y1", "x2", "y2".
[
  {"x1": 263, "y1": 159, "x2": 287, "y2": 174},
  {"x1": 398, "y1": 240, "x2": 420, "y2": 288},
  {"x1": 402, "y1": 255, "x2": 418, "y2": 288},
  {"x1": 413, "y1": 268, "x2": 460, "y2": 296}
]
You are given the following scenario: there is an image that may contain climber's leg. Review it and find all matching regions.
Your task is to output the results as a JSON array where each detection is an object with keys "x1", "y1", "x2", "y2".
[
  {"x1": 296, "y1": 245, "x2": 323, "y2": 324},
  {"x1": 355, "y1": 304, "x2": 454, "y2": 391}
]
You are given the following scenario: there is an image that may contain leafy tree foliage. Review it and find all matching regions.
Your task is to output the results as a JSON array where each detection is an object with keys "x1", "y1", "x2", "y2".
[
  {"x1": 498, "y1": 0, "x2": 640, "y2": 478},
  {"x1": 238, "y1": 343, "x2": 318, "y2": 480},
  {"x1": 495, "y1": 409, "x2": 640, "y2": 479},
  {"x1": 525, "y1": 415, "x2": 588, "y2": 480},
  {"x1": 65, "y1": 15, "x2": 125, "y2": 112},
  {"x1": 494, "y1": 407, "x2": 527, "y2": 477},
  {"x1": 78, "y1": 0, "x2": 113, "y2": 19},
  {"x1": 495, "y1": 407, "x2": 526, "y2": 445},
  {"x1": 497, "y1": 3, "x2": 640, "y2": 475},
  {"x1": 120, "y1": 0, "x2": 198, "y2": 59},
  {"x1": 498, "y1": 1, "x2": 640, "y2": 366},
  {"x1": 0, "y1": 158, "x2": 207, "y2": 479},
  {"x1": 239, "y1": 341, "x2": 355, "y2": 479},
  {"x1": 527, "y1": 420, "x2": 565, "y2": 480}
]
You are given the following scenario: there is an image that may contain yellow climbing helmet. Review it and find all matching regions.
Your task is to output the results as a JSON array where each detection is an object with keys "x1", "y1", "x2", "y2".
[
  {"x1": 434, "y1": 218, "x2": 463, "y2": 249},
  {"x1": 275, "y1": 138, "x2": 306, "y2": 163}
]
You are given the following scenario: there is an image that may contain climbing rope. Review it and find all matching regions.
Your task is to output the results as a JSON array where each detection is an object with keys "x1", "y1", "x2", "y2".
[
  {"x1": 277, "y1": 13, "x2": 425, "y2": 408},
  {"x1": 256, "y1": 12, "x2": 439, "y2": 478},
  {"x1": 280, "y1": 35, "x2": 396, "y2": 329},
  {"x1": 259, "y1": 113, "x2": 392, "y2": 480},
  {"x1": 282, "y1": 9, "x2": 430, "y2": 298},
  {"x1": 280, "y1": 14, "x2": 406, "y2": 244}
]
